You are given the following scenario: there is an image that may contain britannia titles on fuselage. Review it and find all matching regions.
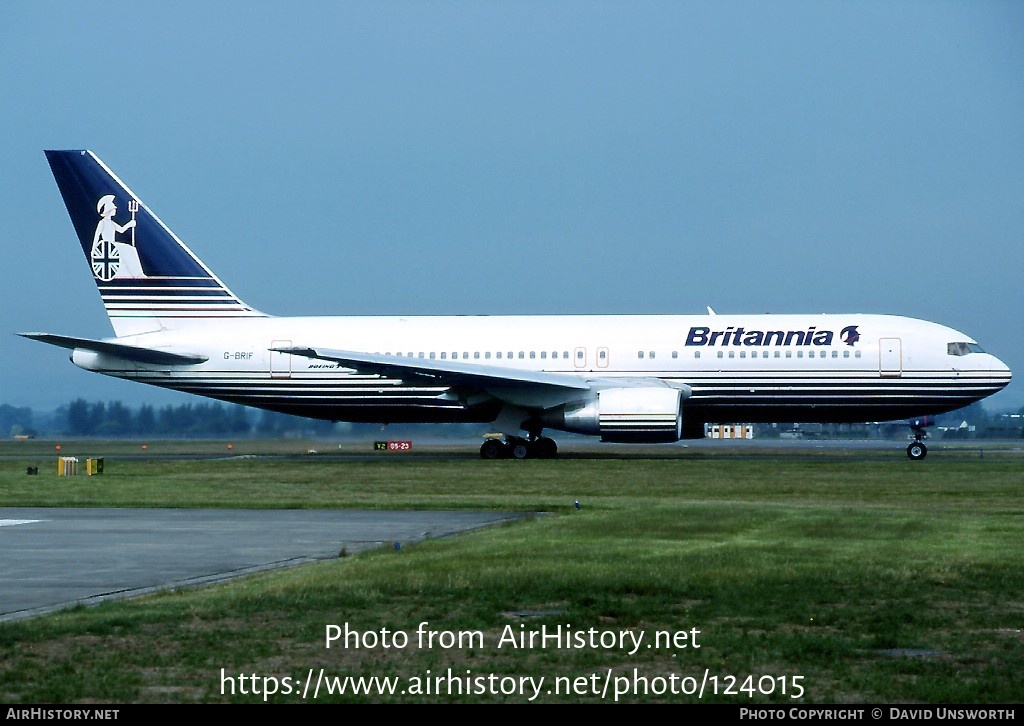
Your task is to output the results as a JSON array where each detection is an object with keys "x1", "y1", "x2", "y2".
[{"x1": 684, "y1": 325, "x2": 851, "y2": 347}]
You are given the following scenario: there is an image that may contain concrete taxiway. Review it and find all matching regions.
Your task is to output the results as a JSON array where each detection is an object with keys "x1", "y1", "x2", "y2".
[{"x1": 0, "y1": 507, "x2": 528, "y2": 622}]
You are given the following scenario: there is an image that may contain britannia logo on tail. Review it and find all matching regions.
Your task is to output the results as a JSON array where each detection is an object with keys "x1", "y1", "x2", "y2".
[{"x1": 91, "y1": 194, "x2": 145, "y2": 281}]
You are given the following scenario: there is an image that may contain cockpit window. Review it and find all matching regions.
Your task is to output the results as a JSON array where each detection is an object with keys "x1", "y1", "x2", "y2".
[{"x1": 947, "y1": 342, "x2": 985, "y2": 356}]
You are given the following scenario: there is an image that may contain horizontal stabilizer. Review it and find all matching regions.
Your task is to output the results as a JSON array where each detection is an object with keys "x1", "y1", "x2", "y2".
[{"x1": 18, "y1": 333, "x2": 207, "y2": 365}]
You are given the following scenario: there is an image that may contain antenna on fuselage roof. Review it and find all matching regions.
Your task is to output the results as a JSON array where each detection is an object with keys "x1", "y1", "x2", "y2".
[{"x1": 707, "y1": 306, "x2": 717, "y2": 315}]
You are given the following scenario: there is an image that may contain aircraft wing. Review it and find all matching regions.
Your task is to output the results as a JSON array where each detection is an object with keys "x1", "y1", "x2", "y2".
[
  {"x1": 273, "y1": 345, "x2": 594, "y2": 391},
  {"x1": 18, "y1": 333, "x2": 208, "y2": 365},
  {"x1": 274, "y1": 345, "x2": 691, "y2": 409}
]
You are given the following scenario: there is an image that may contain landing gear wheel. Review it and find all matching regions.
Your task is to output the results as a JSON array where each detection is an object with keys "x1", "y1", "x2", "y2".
[
  {"x1": 480, "y1": 439, "x2": 505, "y2": 460},
  {"x1": 906, "y1": 441, "x2": 927, "y2": 461},
  {"x1": 532, "y1": 437, "x2": 558, "y2": 459},
  {"x1": 510, "y1": 441, "x2": 530, "y2": 460}
]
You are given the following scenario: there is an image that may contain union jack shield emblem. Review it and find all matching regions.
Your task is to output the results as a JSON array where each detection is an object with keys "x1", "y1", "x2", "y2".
[{"x1": 91, "y1": 241, "x2": 120, "y2": 281}]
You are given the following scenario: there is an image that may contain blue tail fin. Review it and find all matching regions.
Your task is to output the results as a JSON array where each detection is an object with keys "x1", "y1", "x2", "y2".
[{"x1": 45, "y1": 150, "x2": 265, "y2": 336}]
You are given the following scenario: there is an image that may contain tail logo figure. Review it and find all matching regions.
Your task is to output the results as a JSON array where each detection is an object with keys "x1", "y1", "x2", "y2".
[
  {"x1": 91, "y1": 194, "x2": 144, "y2": 280},
  {"x1": 840, "y1": 325, "x2": 861, "y2": 347}
]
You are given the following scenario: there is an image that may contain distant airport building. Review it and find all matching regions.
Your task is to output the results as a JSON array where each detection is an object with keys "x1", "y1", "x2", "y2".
[{"x1": 709, "y1": 424, "x2": 753, "y2": 439}]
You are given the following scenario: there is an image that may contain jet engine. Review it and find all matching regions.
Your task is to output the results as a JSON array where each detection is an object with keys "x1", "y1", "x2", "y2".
[{"x1": 540, "y1": 387, "x2": 685, "y2": 443}]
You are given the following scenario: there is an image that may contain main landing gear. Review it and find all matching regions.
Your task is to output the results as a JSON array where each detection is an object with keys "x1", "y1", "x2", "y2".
[{"x1": 480, "y1": 435, "x2": 558, "y2": 460}]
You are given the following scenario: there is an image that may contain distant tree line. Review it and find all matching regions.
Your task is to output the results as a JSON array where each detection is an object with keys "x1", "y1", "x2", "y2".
[
  {"x1": 1, "y1": 404, "x2": 37, "y2": 438},
  {"x1": 2, "y1": 400, "x2": 336, "y2": 438},
  {"x1": 64, "y1": 399, "x2": 255, "y2": 437}
]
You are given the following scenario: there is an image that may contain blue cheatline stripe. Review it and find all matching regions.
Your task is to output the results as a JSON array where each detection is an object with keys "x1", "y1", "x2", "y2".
[{"x1": 97, "y1": 278, "x2": 228, "y2": 288}]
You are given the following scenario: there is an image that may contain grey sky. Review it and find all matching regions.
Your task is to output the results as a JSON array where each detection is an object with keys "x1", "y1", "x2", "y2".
[{"x1": 2, "y1": 1, "x2": 1021, "y2": 411}]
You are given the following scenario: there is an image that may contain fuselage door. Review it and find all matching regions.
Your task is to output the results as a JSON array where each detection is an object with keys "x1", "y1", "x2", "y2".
[
  {"x1": 574, "y1": 347, "x2": 587, "y2": 369},
  {"x1": 879, "y1": 338, "x2": 902, "y2": 377},
  {"x1": 597, "y1": 346, "x2": 609, "y2": 368},
  {"x1": 271, "y1": 339, "x2": 292, "y2": 379}
]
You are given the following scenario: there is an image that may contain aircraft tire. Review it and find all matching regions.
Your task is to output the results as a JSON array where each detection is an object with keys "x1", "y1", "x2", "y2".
[
  {"x1": 906, "y1": 441, "x2": 927, "y2": 461},
  {"x1": 510, "y1": 441, "x2": 530, "y2": 459},
  {"x1": 480, "y1": 439, "x2": 505, "y2": 460},
  {"x1": 532, "y1": 437, "x2": 558, "y2": 459}
]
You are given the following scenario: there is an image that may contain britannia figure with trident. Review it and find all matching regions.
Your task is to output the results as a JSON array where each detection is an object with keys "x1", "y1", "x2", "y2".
[{"x1": 91, "y1": 194, "x2": 145, "y2": 280}]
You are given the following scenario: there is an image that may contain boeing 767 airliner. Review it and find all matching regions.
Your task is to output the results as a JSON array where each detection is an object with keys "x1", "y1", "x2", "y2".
[{"x1": 21, "y1": 151, "x2": 1011, "y2": 459}]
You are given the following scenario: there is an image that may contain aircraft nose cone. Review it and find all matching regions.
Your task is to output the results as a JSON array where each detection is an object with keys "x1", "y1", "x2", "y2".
[{"x1": 991, "y1": 354, "x2": 1012, "y2": 389}]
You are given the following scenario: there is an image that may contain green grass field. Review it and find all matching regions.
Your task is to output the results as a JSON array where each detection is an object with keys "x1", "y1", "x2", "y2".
[{"x1": 1, "y1": 439, "x2": 1022, "y2": 703}]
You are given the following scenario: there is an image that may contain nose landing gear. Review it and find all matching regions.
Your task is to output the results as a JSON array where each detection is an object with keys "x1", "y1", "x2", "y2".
[
  {"x1": 906, "y1": 417, "x2": 930, "y2": 460},
  {"x1": 906, "y1": 440, "x2": 927, "y2": 461}
]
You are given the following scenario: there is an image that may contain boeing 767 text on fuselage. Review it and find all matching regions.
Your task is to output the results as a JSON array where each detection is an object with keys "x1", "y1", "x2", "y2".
[{"x1": 21, "y1": 151, "x2": 1011, "y2": 459}]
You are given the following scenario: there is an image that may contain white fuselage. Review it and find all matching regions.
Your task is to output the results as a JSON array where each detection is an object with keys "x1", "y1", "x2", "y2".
[{"x1": 72, "y1": 312, "x2": 1011, "y2": 428}]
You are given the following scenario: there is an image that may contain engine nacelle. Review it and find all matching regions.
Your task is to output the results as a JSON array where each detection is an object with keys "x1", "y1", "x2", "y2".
[{"x1": 541, "y1": 387, "x2": 684, "y2": 443}]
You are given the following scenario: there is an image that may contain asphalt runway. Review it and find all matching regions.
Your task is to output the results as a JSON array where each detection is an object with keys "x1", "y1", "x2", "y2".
[{"x1": 0, "y1": 507, "x2": 529, "y2": 623}]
